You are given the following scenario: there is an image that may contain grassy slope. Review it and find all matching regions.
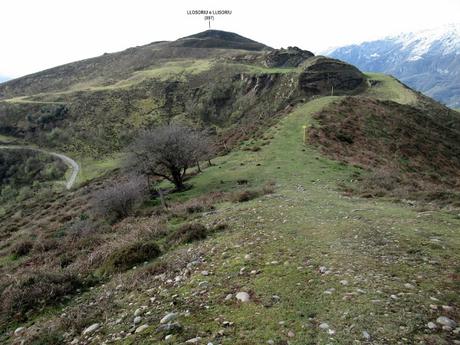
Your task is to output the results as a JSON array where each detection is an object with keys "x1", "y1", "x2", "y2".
[
  {"x1": 144, "y1": 97, "x2": 457, "y2": 344},
  {"x1": 17, "y1": 77, "x2": 458, "y2": 344},
  {"x1": 364, "y1": 73, "x2": 417, "y2": 105},
  {"x1": 0, "y1": 63, "x2": 297, "y2": 105}
]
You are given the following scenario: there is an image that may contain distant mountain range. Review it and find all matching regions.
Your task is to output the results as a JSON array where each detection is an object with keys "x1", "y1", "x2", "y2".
[
  {"x1": 326, "y1": 24, "x2": 460, "y2": 108},
  {"x1": 0, "y1": 76, "x2": 10, "y2": 83}
]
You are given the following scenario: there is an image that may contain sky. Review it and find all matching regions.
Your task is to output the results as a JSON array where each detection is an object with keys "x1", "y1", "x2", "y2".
[{"x1": 1, "y1": 0, "x2": 459, "y2": 78}]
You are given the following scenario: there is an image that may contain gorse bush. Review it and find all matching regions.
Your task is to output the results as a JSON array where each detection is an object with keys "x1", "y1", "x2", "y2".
[{"x1": 100, "y1": 241, "x2": 161, "y2": 274}]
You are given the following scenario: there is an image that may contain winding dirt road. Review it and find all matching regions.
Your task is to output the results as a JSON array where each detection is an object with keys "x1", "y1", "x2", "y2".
[{"x1": 0, "y1": 145, "x2": 79, "y2": 189}]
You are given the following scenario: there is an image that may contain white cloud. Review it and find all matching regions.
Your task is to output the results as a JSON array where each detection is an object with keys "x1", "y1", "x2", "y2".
[{"x1": 1, "y1": 0, "x2": 459, "y2": 77}]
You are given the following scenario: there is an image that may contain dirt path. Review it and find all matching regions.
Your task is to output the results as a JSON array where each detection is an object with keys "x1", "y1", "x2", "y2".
[{"x1": 0, "y1": 145, "x2": 79, "y2": 189}]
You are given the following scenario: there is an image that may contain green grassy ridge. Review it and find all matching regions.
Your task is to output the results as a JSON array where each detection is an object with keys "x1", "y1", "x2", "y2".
[
  {"x1": 131, "y1": 96, "x2": 458, "y2": 344},
  {"x1": 364, "y1": 73, "x2": 418, "y2": 105},
  {"x1": 24, "y1": 96, "x2": 458, "y2": 344},
  {"x1": 1, "y1": 72, "x2": 423, "y2": 193},
  {"x1": 76, "y1": 72, "x2": 417, "y2": 188}
]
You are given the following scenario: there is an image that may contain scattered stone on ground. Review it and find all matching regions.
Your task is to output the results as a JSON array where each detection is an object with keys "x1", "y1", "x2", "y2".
[{"x1": 236, "y1": 291, "x2": 250, "y2": 302}]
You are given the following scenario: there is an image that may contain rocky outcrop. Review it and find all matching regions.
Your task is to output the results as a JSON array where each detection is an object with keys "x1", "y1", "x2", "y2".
[
  {"x1": 298, "y1": 57, "x2": 366, "y2": 95},
  {"x1": 236, "y1": 73, "x2": 279, "y2": 94},
  {"x1": 262, "y1": 47, "x2": 314, "y2": 68}
]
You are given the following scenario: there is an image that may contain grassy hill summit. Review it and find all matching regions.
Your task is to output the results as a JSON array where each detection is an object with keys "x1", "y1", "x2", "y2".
[
  {"x1": 0, "y1": 30, "x2": 459, "y2": 344},
  {"x1": 171, "y1": 30, "x2": 272, "y2": 50}
]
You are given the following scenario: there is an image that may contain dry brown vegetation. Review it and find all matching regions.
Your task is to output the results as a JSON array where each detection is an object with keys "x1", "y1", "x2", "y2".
[
  {"x1": 309, "y1": 97, "x2": 460, "y2": 204},
  {"x1": 0, "y1": 172, "x2": 264, "y2": 330}
]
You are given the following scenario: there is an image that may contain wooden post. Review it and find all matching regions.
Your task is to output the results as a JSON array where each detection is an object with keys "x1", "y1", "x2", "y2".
[{"x1": 302, "y1": 125, "x2": 307, "y2": 144}]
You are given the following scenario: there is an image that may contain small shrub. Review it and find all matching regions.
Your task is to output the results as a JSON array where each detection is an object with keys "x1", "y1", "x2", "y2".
[
  {"x1": 58, "y1": 303, "x2": 104, "y2": 334},
  {"x1": 22, "y1": 328, "x2": 64, "y2": 345},
  {"x1": 230, "y1": 182, "x2": 275, "y2": 203},
  {"x1": 33, "y1": 237, "x2": 58, "y2": 253},
  {"x1": 356, "y1": 168, "x2": 402, "y2": 197},
  {"x1": 93, "y1": 176, "x2": 146, "y2": 222},
  {"x1": 211, "y1": 223, "x2": 228, "y2": 233},
  {"x1": 171, "y1": 223, "x2": 208, "y2": 244},
  {"x1": 262, "y1": 181, "x2": 276, "y2": 194},
  {"x1": 0, "y1": 270, "x2": 84, "y2": 322},
  {"x1": 185, "y1": 202, "x2": 206, "y2": 214},
  {"x1": 243, "y1": 146, "x2": 261, "y2": 152},
  {"x1": 11, "y1": 239, "x2": 33, "y2": 257},
  {"x1": 67, "y1": 218, "x2": 99, "y2": 238},
  {"x1": 101, "y1": 241, "x2": 161, "y2": 274},
  {"x1": 230, "y1": 189, "x2": 261, "y2": 203},
  {"x1": 168, "y1": 192, "x2": 224, "y2": 218}
]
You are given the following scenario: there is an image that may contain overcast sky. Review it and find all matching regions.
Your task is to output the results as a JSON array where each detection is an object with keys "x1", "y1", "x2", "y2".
[{"x1": 1, "y1": 0, "x2": 459, "y2": 78}]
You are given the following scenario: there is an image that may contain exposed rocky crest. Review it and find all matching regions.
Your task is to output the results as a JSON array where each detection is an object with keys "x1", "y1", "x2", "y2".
[{"x1": 262, "y1": 47, "x2": 314, "y2": 67}]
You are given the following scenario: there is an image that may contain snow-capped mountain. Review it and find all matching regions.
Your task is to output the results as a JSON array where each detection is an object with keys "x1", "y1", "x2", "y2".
[{"x1": 326, "y1": 24, "x2": 460, "y2": 108}]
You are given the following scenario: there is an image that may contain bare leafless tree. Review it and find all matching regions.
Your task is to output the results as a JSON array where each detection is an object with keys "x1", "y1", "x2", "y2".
[{"x1": 126, "y1": 125, "x2": 212, "y2": 191}]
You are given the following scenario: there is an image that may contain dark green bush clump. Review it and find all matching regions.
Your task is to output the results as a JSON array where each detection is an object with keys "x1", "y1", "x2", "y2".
[
  {"x1": 101, "y1": 241, "x2": 161, "y2": 274},
  {"x1": 11, "y1": 239, "x2": 34, "y2": 258}
]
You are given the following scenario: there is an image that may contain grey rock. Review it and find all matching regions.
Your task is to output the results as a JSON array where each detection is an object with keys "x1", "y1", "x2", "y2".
[
  {"x1": 156, "y1": 322, "x2": 182, "y2": 333},
  {"x1": 160, "y1": 312, "x2": 177, "y2": 324},
  {"x1": 133, "y1": 316, "x2": 142, "y2": 324},
  {"x1": 427, "y1": 322, "x2": 437, "y2": 330},
  {"x1": 135, "y1": 324, "x2": 149, "y2": 333},
  {"x1": 442, "y1": 305, "x2": 454, "y2": 312},
  {"x1": 436, "y1": 316, "x2": 456, "y2": 328},
  {"x1": 14, "y1": 327, "x2": 25, "y2": 336},
  {"x1": 82, "y1": 323, "x2": 100, "y2": 335},
  {"x1": 236, "y1": 291, "x2": 250, "y2": 302},
  {"x1": 319, "y1": 323, "x2": 329, "y2": 330}
]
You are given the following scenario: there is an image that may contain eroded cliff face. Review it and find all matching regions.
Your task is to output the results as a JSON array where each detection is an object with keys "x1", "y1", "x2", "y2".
[
  {"x1": 299, "y1": 56, "x2": 366, "y2": 95},
  {"x1": 262, "y1": 47, "x2": 315, "y2": 68}
]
